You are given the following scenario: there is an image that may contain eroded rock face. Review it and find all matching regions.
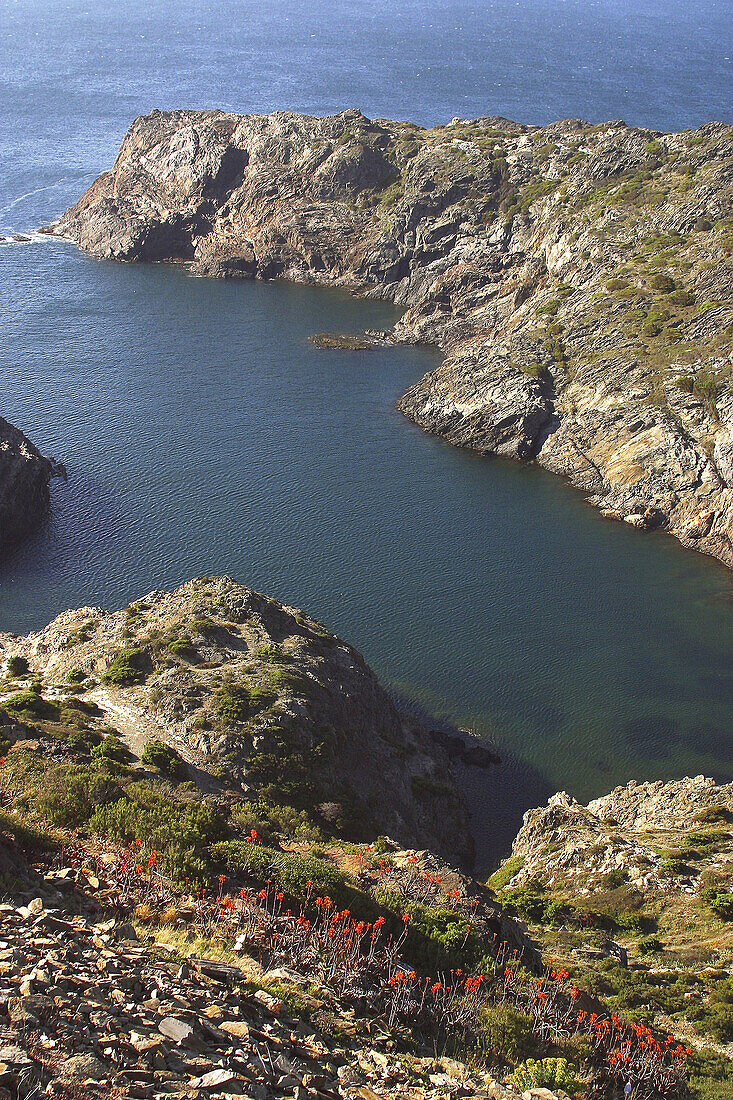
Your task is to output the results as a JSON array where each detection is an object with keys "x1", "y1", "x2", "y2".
[
  {"x1": 0, "y1": 418, "x2": 55, "y2": 547},
  {"x1": 52, "y1": 108, "x2": 733, "y2": 566},
  {"x1": 0, "y1": 576, "x2": 473, "y2": 864},
  {"x1": 499, "y1": 776, "x2": 733, "y2": 893}
]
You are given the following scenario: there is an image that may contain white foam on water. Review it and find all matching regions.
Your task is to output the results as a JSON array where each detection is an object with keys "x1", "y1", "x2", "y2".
[{"x1": 0, "y1": 231, "x2": 57, "y2": 245}]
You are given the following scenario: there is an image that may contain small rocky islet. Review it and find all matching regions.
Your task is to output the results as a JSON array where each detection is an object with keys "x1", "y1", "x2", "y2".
[
  {"x1": 48, "y1": 106, "x2": 733, "y2": 567},
  {"x1": 0, "y1": 577, "x2": 730, "y2": 1099},
  {"x1": 0, "y1": 418, "x2": 58, "y2": 549}
]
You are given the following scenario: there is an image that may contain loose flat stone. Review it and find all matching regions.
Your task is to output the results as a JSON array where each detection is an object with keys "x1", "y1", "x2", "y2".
[
  {"x1": 158, "y1": 1016, "x2": 194, "y2": 1044},
  {"x1": 198, "y1": 1068, "x2": 244, "y2": 1092},
  {"x1": 220, "y1": 1020, "x2": 251, "y2": 1040}
]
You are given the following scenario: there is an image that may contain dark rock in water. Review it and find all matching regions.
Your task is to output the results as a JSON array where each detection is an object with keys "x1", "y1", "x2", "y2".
[
  {"x1": 429, "y1": 727, "x2": 500, "y2": 767},
  {"x1": 0, "y1": 419, "x2": 58, "y2": 548},
  {"x1": 309, "y1": 331, "x2": 384, "y2": 350},
  {"x1": 52, "y1": 107, "x2": 733, "y2": 569}
]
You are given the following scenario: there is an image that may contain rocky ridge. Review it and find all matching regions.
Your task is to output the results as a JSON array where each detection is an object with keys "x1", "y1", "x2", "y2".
[
  {"x1": 50, "y1": 108, "x2": 733, "y2": 565},
  {"x1": 0, "y1": 576, "x2": 475, "y2": 864},
  {"x1": 0, "y1": 418, "x2": 56, "y2": 548},
  {"x1": 489, "y1": 776, "x2": 733, "y2": 1077},
  {"x1": 501, "y1": 775, "x2": 733, "y2": 898}
]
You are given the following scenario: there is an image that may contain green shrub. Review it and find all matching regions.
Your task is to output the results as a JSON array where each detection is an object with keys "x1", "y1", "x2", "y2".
[
  {"x1": 65, "y1": 668, "x2": 87, "y2": 685},
  {"x1": 101, "y1": 648, "x2": 149, "y2": 686},
  {"x1": 682, "y1": 827, "x2": 729, "y2": 853},
  {"x1": 215, "y1": 683, "x2": 274, "y2": 727},
  {"x1": 693, "y1": 369, "x2": 719, "y2": 409},
  {"x1": 637, "y1": 936, "x2": 663, "y2": 954},
  {"x1": 487, "y1": 855, "x2": 524, "y2": 891},
  {"x1": 141, "y1": 739, "x2": 186, "y2": 778},
  {"x1": 2, "y1": 693, "x2": 59, "y2": 722},
  {"x1": 212, "y1": 840, "x2": 362, "y2": 911},
  {"x1": 477, "y1": 1002, "x2": 533, "y2": 1062},
  {"x1": 706, "y1": 981, "x2": 733, "y2": 1041},
  {"x1": 90, "y1": 734, "x2": 129, "y2": 764},
  {"x1": 660, "y1": 856, "x2": 691, "y2": 875},
  {"x1": 648, "y1": 273, "x2": 675, "y2": 292},
  {"x1": 91, "y1": 783, "x2": 225, "y2": 884},
  {"x1": 695, "y1": 805, "x2": 733, "y2": 825},
  {"x1": 230, "y1": 800, "x2": 322, "y2": 845},
  {"x1": 511, "y1": 1057, "x2": 581, "y2": 1091},
  {"x1": 67, "y1": 727, "x2": 102, "y2": 751},
  {"x1": 6, "y1": 656, "x2": 29, "y2": 677},
  {"x1": 34, "y1": 763, "x2": 122, "y2": 827},
  {"x1": 254, "y1": 644, "x2": 293, "y2": 665},
  {"x1": 501, "y1": 887, "x2": 568, "y2": 925},
  {"x1": 701, "y1": 886, "x2": 733, "y2": 921}
]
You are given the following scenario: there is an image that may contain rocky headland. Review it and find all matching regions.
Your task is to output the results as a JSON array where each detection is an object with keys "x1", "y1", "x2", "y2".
[
  {"x1": 50, "y1": 108, "x2": 733, "y2": 566},
  {"x1": 0, "y1": 577, "x2": 475, "y2": 865},
  {"x1": 0, "y1": 418, "x2": 56, "y2": 548}
]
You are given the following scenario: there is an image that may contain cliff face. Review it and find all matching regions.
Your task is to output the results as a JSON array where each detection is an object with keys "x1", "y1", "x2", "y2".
[
  {"x1": 52, "y1": 108, "x2": 733, "y2": 566},
  {"x1": 490, "y1": 777, "x2": 733, "y2": 1061},
  {"x1": 0, "y1": 417, "x2": 54, "y2": 547},
  {"x1": 0, "y1": 576, "x2": 473, "y2": 864}
]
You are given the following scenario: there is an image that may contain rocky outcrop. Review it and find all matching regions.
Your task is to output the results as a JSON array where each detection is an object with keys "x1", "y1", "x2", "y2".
[
  {"x1": 0, "y1": 576, "x2": 473, "y2": 864},
  {"x1": 0, "y1": 418, "x2": 55, "y2": 547},
  {"x1": 499, "y1": 775, "x2": 733, "y2": 893},
  {"x1": 50, "y1": 108, "x2": 733, "y2": 566}
]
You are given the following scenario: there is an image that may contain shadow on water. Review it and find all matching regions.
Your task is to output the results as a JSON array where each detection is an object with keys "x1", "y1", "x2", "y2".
[{"x1": 456, "y1": 757, "x2": 555, "y2": 878}]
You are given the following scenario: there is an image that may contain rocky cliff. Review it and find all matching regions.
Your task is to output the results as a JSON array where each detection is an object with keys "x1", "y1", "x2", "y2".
[
  {"x1": 0, "y1": 417, "x2": 55, "y2": 547},
  {"x1": 51, "y1": 108, "x2": 733, "y2": 565},
  {"x1": 490, "y1": 777, "x2": 733, "y2": 1068},
  {"x1": 0, "y1": 576, "x2": 473, "y2": 864}
]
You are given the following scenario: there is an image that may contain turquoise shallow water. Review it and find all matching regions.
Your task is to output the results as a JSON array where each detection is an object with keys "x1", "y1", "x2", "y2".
[{"x1": 1, "y1": 0, "x2": 732, "y2": 865}]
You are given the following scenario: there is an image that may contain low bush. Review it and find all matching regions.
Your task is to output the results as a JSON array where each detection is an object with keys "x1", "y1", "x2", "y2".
[
  {"x1": 2, "y1": 692, "x2": 59, "y2": 722},
  {"x1": 212, "y1": 839, "x2": 361, "y2": 911},
  {"x1": 477, "y1": 1002, "x2": 534, "y2": 1062},
  {"x1": 101, "y1": 648, "x2": 149, "y2": 686},
  {"x1": 34, "y1": 762, "x2": 122, "y2": 827},
  {"x1": 90, "y1": 782, "x2": 225, "y2": 884},
  {"x1": 230, "y1": 800, "x2": 322, "y2": 845},
  {"x1": 511, "y1": 1057, "x2": 581, "y2": 1092},
  {"x1": 648, "y1": 273, "x2": 676, "y2": 292},
  {"x1": 6, "y1": 656, "x2": 29, "y2": 677},
  {"x1": 141, "y1": 739, "x2": 186, "y2": 778},
  {"x1": 701, "y1": 886, "x2": 733, "y2": 921},
  {"x1": 215, "y1": 682, "x2": 274, "y2": 727},
  {"x1": 90, "y1": 734, "x2": 130, "y2": 764}
]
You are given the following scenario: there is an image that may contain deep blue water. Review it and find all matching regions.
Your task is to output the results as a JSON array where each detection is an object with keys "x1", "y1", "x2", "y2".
[{"x1": 1, "y1": 0, "x2": 732, "y2": 865}]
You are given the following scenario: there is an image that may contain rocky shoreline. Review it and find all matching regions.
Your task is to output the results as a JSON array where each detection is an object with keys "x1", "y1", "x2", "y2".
[
  {"x1": 0, "y1": 418, "x2": 58, "y2": 548},
  {"x1": 50, "y1": 107, "x2": 733, "y2": 567}
]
